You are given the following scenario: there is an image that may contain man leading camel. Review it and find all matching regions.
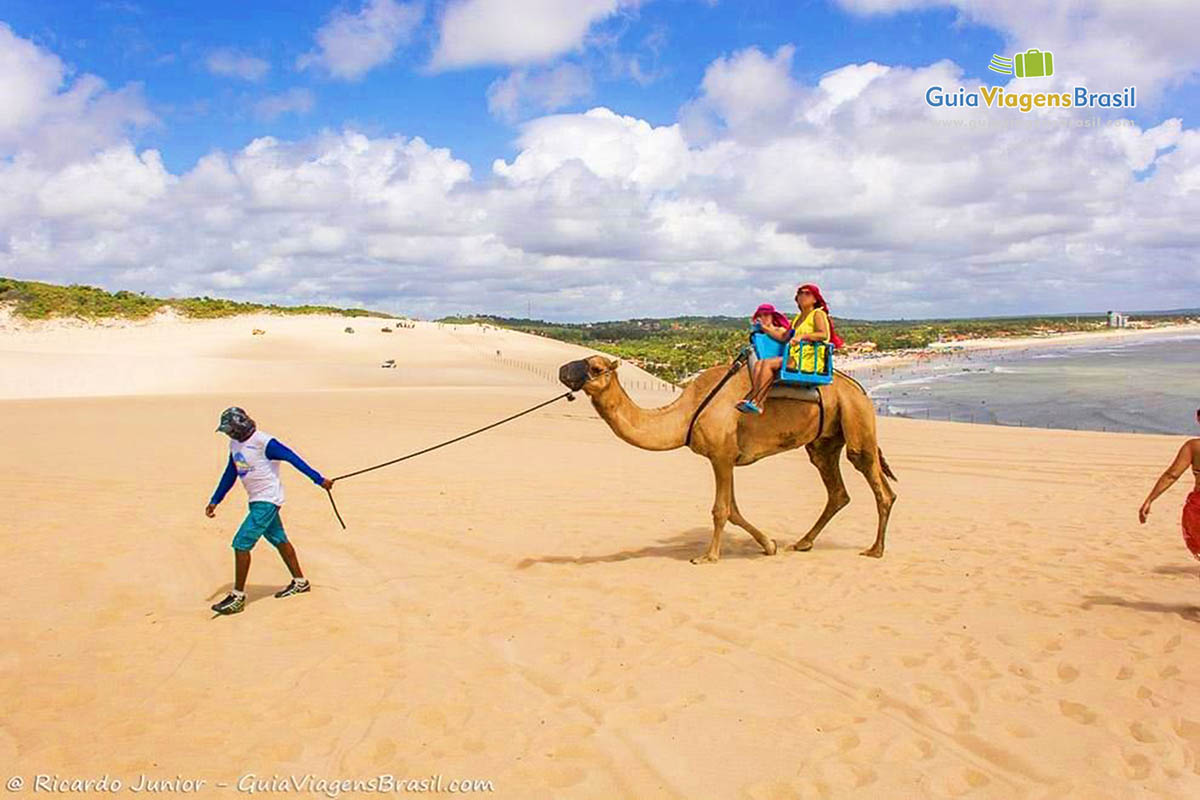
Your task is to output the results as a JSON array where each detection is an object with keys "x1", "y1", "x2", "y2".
[{"x1": 206, "y1": 407, "x2": 332, "y2": 615}]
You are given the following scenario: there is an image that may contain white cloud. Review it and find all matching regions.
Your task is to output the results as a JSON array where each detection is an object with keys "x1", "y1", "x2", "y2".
[
  {"x1": 432, "y1": 0, "x2": 630, "y2": 70},
  {"x1": 204, "y1": 48, "x2": 270, "y2": 81},
  {"x1": 0, "y1": 22, "x2": 154, "y2": 166},
  {"x1": 299, "y1": 0, "x2": 424, "y2": 80},
  {"x1": 835, "y1": 0, "x2": 1200, "y2": 98},
  {"x1": 486, "y1": 63, "x2": 592, "y2": 121},
  {"x1": 680, "y1": 45, "x2": 803, "y2": 141},
  {"x1": 254, "y1": 88, "x2": 316, "y2": 121},
  {"x1": 2, "y1": 27, "x2": 1199, "y2": 320}
]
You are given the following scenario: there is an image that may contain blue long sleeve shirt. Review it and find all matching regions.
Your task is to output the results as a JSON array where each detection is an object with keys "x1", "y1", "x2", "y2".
[{"x1": 209, "y1": 438, "x2": 326, "y2": 506}]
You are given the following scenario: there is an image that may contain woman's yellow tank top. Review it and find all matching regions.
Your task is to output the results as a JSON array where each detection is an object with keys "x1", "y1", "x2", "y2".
[{"x1": 788, "y1": 308, "x2": 828, "y2": 374}]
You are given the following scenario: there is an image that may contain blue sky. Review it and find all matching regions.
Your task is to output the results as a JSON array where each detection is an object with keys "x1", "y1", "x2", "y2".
[
  {"x1": 1, "y1": 1, "x2": 1198, "y2": 320},
  {"x1": 1, "y1": 0, "x2": 1014, "y2": 174}
]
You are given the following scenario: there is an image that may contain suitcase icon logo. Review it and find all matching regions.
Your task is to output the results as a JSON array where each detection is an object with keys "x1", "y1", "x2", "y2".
[
  {"x1": 988, "y1": 49, "x2": 1054, "y2": 78},
  {"x1": 1014, "y1": 49, "x2": 1054, "y2": 78}
]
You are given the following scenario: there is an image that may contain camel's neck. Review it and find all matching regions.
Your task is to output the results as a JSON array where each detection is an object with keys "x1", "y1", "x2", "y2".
[{"x1": 590, "y1": 375, "x2": 708, "y2": 451}]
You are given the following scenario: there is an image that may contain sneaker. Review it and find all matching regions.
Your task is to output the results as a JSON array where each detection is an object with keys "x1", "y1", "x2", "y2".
[
  {"x1": 736, "y1": 400, "x2": 764, "y2": 415},
  {"x1": 211, "y1": 593, "x2": 245, "y2": 615},
  {"x1": 274, "y1": 579, "x2": 311, "y2": 598}
]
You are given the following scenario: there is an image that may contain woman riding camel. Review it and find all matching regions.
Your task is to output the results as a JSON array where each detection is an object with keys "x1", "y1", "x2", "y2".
[{"x1": 738, "y1": 283, "x2": 844, "y2": 415}]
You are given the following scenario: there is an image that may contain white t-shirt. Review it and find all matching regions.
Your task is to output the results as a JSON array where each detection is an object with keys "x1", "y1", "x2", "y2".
[{"x1": 230, "y1": 430, "x2": 285, "y2": 505}]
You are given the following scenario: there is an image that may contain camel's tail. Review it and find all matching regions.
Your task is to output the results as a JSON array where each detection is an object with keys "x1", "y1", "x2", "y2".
[{"x1": 879, "y1": 448, "x2": 898, "y2": 482}]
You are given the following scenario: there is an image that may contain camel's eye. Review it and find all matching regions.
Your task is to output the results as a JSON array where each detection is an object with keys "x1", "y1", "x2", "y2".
[{"x1": 589, "y1": 365, "x2": 602, "y2": 376}]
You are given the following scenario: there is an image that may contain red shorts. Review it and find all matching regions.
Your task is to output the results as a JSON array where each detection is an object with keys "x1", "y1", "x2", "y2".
[{"x1": 1183, "y1": 491, "x2": 1200, "y2": 560}]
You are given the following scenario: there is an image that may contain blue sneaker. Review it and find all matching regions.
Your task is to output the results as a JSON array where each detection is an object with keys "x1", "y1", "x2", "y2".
[{"x1": 736, "y1": 400, "x2": 763, "y2": 415}]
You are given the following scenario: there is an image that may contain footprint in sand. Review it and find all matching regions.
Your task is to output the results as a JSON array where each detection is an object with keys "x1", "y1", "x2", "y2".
[
  {"x1": 741, "y1": 779, "x2": 804, "y2": 800},
  {"x1": 913, "y1": 683, "x2": 952, "y2": 708},
  {"x1": 1173, "y1": 717, "x2": 1200, "y2": 747},
  {"x1": 636, "y1": 707, "x2": 668, "y2": 725},
  {"x1": 1122, "y1": 752, "x2": 1152, "y2": 780},
  {"x1": 882, "y1": 737, "x2": 935, "y2": 763},
  {"x1": 1059, "y1": 699, "x2": 1097, "y2": 725},
  {"x1": 929, "y1": 765, "x2": 992, "y2": 797},
  {"x1": 1128, "y1": 720, "x2": 1159, "y2": 743},
  {"x1": 540, "y1": 764, "x2": 586, "y2": 790},
  {"x1": 1056, "y1": 663, "x2": 1080, "y2": 683},
  {"x1": 1004, "y1": 722, "x2": 1036, "y2": 739},
  {"x1": 1135, "y1": 685, "x2": 1163, "y2": 708},
  {"x1": 371, "y1": 738, "x2": 397, "y2": 764},
  {"x1": 837, "y1": 731, "x2": 861, "y2": 753}
]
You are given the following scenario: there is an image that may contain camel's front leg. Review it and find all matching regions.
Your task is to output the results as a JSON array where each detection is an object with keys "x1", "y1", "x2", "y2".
[{"x1": 692, "y1": 459, "x2": 734, "y2": 564}]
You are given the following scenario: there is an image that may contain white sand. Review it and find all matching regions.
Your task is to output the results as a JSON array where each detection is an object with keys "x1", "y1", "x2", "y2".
[{"x1": 1, "y1": 312, "x2": 1198, "y2": 798}]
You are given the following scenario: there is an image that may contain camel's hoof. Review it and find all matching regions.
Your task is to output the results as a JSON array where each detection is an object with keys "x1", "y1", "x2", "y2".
[
  {"x1": 690, "y1": 553, "x2": 719, "y2": 565},
  {"x1": 859, "y1": 547, "x2": 884, "y2": 559},
  {"x1": 763, "y1": 540, "x2": 777, "y2": 556},
  {"x1": 792, "y1": 539, "x2": 815, "y2": 552}
]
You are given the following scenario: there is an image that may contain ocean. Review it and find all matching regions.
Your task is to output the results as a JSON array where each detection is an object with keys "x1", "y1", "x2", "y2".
[{"x1": 857, "y1": 332, "x2": 1200, "y2": 435}]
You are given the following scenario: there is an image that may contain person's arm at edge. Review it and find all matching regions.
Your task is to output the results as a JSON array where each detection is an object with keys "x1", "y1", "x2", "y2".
[
  {"x1": 1139, "y1": 441, "x2": 1193, "y2": 523},
  {"x1": 266, "y1": 438, "x2": 333, "y2": 489}
]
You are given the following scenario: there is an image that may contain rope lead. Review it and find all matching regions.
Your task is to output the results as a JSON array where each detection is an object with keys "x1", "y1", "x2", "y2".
[{"x1": 324, "y1": 391, "x2": 575, "y2": 529}]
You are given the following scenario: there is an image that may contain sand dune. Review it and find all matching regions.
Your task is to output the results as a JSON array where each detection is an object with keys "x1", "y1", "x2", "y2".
[{"x1": 1, "y1": 313, "x2": 1197, "y2": 798}]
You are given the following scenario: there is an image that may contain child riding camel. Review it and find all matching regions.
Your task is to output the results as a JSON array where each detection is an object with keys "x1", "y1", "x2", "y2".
[{"x1": 738, "y1": 284, "x2": 844, "y2": 415}]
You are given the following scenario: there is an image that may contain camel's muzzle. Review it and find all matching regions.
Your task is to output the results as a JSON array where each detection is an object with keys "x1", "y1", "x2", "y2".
[{"x1": 559, "y1": 360, "x2": 589, "y2": 391}]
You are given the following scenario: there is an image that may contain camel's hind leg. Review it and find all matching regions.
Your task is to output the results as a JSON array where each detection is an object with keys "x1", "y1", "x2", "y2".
[
  {"x1": 846, "y1": 446, "x2": 896, "y2": 558},
  {"x1": 793, "y1": 437, "x2": 850, "y2": 552}
]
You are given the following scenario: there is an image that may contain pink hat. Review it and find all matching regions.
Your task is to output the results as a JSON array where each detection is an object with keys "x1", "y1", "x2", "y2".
[{"x1": 753, "y1": 304, "x2": 792, "y2": 330}]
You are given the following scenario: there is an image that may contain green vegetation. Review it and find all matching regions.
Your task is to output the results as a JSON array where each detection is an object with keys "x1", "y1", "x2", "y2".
[
  {"x1": 442, "y1": 312, "x2": 1195, "y2": 384},
  {"x1": 0, "y1": 277, "x2": 388, "y2": 321}
]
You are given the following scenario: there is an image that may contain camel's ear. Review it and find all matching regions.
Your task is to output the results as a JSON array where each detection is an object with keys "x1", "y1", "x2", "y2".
[{"x1": 605, "y1": 358, "x2": 619, "y2": 370}]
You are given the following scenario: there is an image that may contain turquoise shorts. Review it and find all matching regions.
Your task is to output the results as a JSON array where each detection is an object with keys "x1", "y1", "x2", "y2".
[{"x1": 232, "y1": 502, "x2": 288, "y2": 551}]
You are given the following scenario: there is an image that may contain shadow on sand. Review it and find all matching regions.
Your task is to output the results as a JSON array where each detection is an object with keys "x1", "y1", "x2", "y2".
[
  {"x1": 1152, "y1": 564, "x2": 1200, "y2": 577},
  {"x1": 205, "y1": 583, "x2": 283, "y2": 608},
  {"x1": 516, "y1": 528, "x2": 859, "y2": 568},
  {"x1": 1081, "y1": 594, "x2": 1200, "y2": 622}
]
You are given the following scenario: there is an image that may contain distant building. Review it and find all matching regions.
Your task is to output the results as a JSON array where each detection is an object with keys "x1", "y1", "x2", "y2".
[{"x1": 1106, "y1": 310, "x2": 1128, "y2": 328}]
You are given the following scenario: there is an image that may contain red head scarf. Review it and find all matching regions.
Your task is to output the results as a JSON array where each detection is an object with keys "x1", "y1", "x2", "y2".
[
  {"x1": 753, "y1": 303, "x2": 793, "y2": 331},
  {"x1": 797, "y1": 284, "x2": 845, "y2": 349}
]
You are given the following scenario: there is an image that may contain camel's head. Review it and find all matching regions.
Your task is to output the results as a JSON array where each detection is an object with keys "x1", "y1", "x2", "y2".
[{"x1": 559, "y1": 356, "x2": 619, "y2": 395}]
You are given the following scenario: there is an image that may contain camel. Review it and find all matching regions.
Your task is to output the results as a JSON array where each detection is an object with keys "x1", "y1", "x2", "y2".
[{"x1": 558, "y1": 356, "x2": 897, "y2": 563}]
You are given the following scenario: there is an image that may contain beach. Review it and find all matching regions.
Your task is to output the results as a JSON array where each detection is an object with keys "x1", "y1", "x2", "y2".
[
  {"x1": 2, "y1": 313, "x2": 1199, "y2": 799},
  {"x1": 838, "y1": 321, "x2": 1200, "y2": 372},
  {"x1": 854, "y1": 328, "x2": 1200, "y2": 435}
]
